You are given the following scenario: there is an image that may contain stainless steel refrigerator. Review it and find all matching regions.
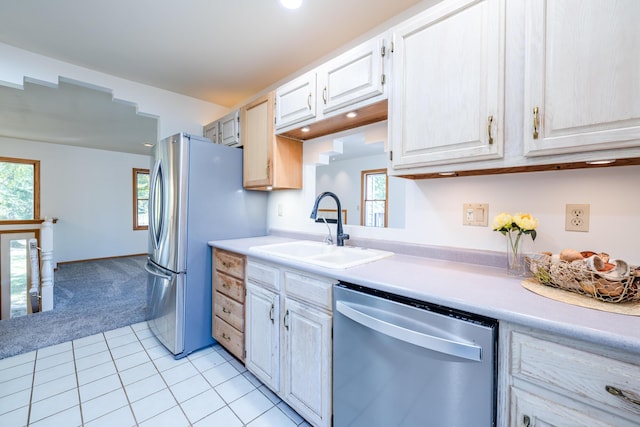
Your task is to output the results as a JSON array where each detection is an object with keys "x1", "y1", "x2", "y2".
[{"x1": 145, "y1": 132, "x2": 267, "y2": 359}]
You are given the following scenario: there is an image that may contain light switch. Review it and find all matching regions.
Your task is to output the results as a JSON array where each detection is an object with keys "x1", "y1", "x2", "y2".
[{"x1": 462, "y1": 203, "x2": 488, "y2": 226}]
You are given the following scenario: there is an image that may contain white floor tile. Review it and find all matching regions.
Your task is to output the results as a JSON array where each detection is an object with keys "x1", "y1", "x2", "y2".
[
  {"x1": 28, "y1": 405, "x2": 82, "y2": 427},
  {"x1": 0, "y1": 404, "x2": 29, "y2": 427},
  {"x1": 0, "y1": 351, "x2": 35, "y2": 371},
  {"x1": 187, "y1": 346, "x2": 217, "y2": 362},
  {"x1": 160, "y1": 361, "x2": 199, "y2": 385},
  {"x1": 152, "y1": 353, "x2": 189, "y2": 371},
  {"x1": 106, "y1": 332, "x2": 138, "y2": 349},
  {"x1": 109, "y1": 341, "x2": 144, "y2": 360},
  {"x1": 277, "y1": 401, "x2": 305, "y2": 424},
  {"x1": 75, "y1": 351, "x2": 112, "y2": 372},
  {"x1": 72, "y1": 333, "x2": 105, "y2": 349},
  {"x1": 29, "y1": 388, "x2": 79, "y2": 423},
  {"x1": 130, "y1": 388, "x2": 177, "y2": 423},
  {"x1": 118, "y1": 361, "x2": 158, "y2": 386},
  {"x1": 201, "y1": 361, "x2": 241, "y2": 387},
  {"x1": 73, "y1": 340, "x2": 109, "y2": 359},
  {"x1": 31, "y1": 373, "x2": 77, "y2": 402},
  {"x1": 81, "y1": 388, "x2": 129, "y2": 422},
  {"x1": 0, "y1": 360, "x2": 34, "y2": 381},
  {"x1": 124, "y1": 373, "x2": 166, "y2": 402},
  {"x1": 229, "y1": 388, "x2": 276, "y2": 424},
  {"x1": 79, "y1": 374, "x2": 122, "y2": 402},
  {"x1": 130, "y1": 321, "x2": 149, "y2": 332},
  {"x1": 215, "y1": 373, "x2": 256, "y2": 403},
  {"x1": 76, "y1": 360, "x2": 117, "y2": 386},
  {"x1": 36, "y1": 341, "x2": 72, "y2": 358},
  {"x1": 144, "y1": 343, "x2": 171, "y2": 359},
  {"x1": 35, "y1": 349, "x2": 74, "y2": 371},
  {"x1": 103, "y1": 326, "x2": 133, "y2": 339},
  {"x1": 140, "y1": 335, "x2": 163, "y2": 351},
  {"x1": 170, "y1": 374, "x2": 211, "y2": 403},
  {"x1": 133, "y1": 328, "x2": 154, "y2": 340},
  {"x1": 84, "y1": 405, "x2": 136, "y2": 427},
  {"x1": 0, "y1": 388, "x2": 30, "y2": 416},
  {"x1": 190, "y1": 350, "x2": 226, "y2": 372},
  {"x1": 0, "y1": 373, "x2": 34, "y2": 398},
  {"x1": 139, "y1": 405, "x2": 190, "y2": 427},
  {"x1": 179, "y1": 389, "x2": 226, "y2": 424},
  {"x1": 193, "y1": 406, "x2": 243, "y2": 427},
  {"x1": 114, "y1": 350, "x2": 150, "y2": 372},
  {"x1": 32, "y1": 361, "x2": 75, "y2": 386},
  {"x1": 248, "y1": 406, "x2": 299, "y2": 427}
]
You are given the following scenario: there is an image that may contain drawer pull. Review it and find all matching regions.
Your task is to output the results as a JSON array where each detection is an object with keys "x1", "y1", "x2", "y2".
[
  {"x1": 522, "y1": 415, "x2": 530, "y2": 427},
  {"x1": 221, "y1": 332, "x2": 231, "y2": 341},
  {"x1": 221, "y1": 282, "x2": 230, "y2": 289},
  {"x1": 532, "y1": 106, "x2": 540, "y2": 139},
  {"x1": 269, "y1": 303, "x2": 275, "y2": 324},
  {"x1": 284, "y1": 309, "x2": 290, "y2": 330},
  {"x1": 606, "y1": 385, "x2": 640, "y2": 406},
  {"x1": 222, "y1": 261, "x2": 231, "y2": 268},
  {"x1": 222, "y1": 307, "x2": 231, "y2": 314}
]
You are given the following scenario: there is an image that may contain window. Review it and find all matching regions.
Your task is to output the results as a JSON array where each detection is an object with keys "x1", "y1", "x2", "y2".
[
  {"x1": 133, "y1": 168, "x2": 149, "y2": 230},
  {"x1": 361, "y1": 168, "x2": 388, "y2": 227},
  {"x1": 0, "y1": 157, "x2": 40, "y2": 224}
]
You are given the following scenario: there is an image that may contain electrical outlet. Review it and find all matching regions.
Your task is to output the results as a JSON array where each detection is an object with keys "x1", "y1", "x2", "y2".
[
  {"x1": 565, "y1": 204, "x2": 590, "y2": 232},
  {"x1": 462, "y1": 203, "x2": 488, "y2": 226}
]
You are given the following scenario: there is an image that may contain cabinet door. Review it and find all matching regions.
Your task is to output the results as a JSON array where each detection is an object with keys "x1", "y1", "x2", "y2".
[
  {"x1": 390, "y1": 0, "x2": 504, "y2": 168},
  {"x1": 245, "y1": 282, "x2": 280, "y2": 391},
  {"x1": 242, "y1": 94, "x2": 273, "y2": 188},
  {"x1": 275, "y1": 72, "x2": 317, "y2": 129},
  {"x1": 219, "y1": 110, "x2": 240, "y2": 147},
  {"x1": 283, "y1": 298, "x2": 332, "y2": 427},
  {"x1": 523, "y1": 0, "x2": 640, "y2": 157},
  {"x1": 318, "y1": 36, "x2": 386, "y2": 115},
  {"x1": 203, "y1": 121, "x2": 218, "y2": 144}
]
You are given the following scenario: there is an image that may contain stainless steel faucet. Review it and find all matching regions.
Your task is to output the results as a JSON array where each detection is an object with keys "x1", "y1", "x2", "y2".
[{"x1": 310, "y1": 192, "x2": 349, "y2": 246}]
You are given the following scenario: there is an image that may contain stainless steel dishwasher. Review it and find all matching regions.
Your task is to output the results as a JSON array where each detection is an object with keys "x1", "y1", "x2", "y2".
[{"x1": 333, "y1": 283, "x2": 497, "y2": 427}]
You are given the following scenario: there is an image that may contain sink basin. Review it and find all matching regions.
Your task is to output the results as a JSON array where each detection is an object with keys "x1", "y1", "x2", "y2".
[{"x1": 249, "y1": 240, "x2": 393, "y2": 269}]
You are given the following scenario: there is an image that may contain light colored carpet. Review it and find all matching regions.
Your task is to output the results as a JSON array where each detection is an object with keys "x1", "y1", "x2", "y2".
[{"x1": 0, "y1": 255, "x2": 147, "y2": 359}]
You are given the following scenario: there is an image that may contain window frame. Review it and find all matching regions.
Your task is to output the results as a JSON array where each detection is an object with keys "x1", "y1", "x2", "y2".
[
  {"x1": 0, "y1": 156, "x2": 41, "y2": 225},
  {"x1": 132, "y1": 168, "x2": 150, "y2": 231},
  {"x1": 360, "y1": 168, "x2": 388, "y2": 227}
]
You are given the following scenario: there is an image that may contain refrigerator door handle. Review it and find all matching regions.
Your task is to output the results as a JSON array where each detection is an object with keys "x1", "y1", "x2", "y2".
[
  {"x1": 149, "y1": 159, "x2": 163, "y2": 250},
  {"x1": 336, "y1": 300, "x2": 482, "y2": 362},
  {"x1": 145, "y1": 259, "x2": 172, "y2": 281}
]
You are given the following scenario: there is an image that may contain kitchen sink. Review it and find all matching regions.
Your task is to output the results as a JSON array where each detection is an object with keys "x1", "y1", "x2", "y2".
[{"x1": 249, "y1": 240, "x2": 393, "y2": 269}]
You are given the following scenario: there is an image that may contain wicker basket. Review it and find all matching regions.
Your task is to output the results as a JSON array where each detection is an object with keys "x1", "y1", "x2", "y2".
[{"x1": 527, "y1": 254, "x2": 640, "y2": 303}]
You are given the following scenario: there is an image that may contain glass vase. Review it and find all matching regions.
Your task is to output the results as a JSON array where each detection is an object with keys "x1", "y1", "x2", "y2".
[{"x1": 506, "y1": 232, "x2": 528, "y2": 277}]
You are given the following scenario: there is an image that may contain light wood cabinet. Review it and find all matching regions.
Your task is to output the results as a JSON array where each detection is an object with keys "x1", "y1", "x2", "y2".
[
  {"x1": 523, "y1": 0, "x2": 640, "y2": 158},
  {"x1": 245, "y1": 259, "x2": 335, "y2": 427},
  {"x1": 203, "y1": 109, "x2": 241, "y2": 147},
  {"x1": 389, "y1": 0, "x2": 505, "y2": 169},
  {"x1": 212, "y1": 249, "x2": 246, "y2": 361},
  {"x1": 501, "y1": 323, "x2": 640, "y2": 427},
  {"x1": 241, "y1": 92, "x2": 303, "y2": 190}
]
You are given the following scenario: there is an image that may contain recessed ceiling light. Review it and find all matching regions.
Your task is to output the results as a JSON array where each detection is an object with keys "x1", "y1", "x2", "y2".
[
  {"x1": 585, "y1": 159, "x2": 616, "y2": 165},
  {"x1": 279, "y1": 0, "x2": 302, "y2": 9},
  {"x1": 346, "y1": 111, "x2": 357, "y2": 118},
  {"x1": 438, "y1": 171, "x2": 457, "y2": 176},
  {"x1": 143, "y1": 143, "x2": 154, "y2": 147},
  {"x1": 301, "y1": 126, "x2": 310, "y2": 132}
]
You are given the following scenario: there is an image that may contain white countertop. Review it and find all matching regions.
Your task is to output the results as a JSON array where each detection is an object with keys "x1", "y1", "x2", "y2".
[{"x1": 209, "y1": 235, "x2": 640, "y2": 356}]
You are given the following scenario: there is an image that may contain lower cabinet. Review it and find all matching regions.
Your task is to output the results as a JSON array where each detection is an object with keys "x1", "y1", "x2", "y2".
[
  {"x1": 245, "y1": 259, "x2": 335, "y2": 427},
  {"x1": 501, "y1": 322, "x2": 640, "y2": 427}
]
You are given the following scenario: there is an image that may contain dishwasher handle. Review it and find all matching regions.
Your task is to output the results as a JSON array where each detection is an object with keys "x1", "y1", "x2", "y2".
[{"x1": 336, "y1": 300, "x2": 482, "y2": 362}]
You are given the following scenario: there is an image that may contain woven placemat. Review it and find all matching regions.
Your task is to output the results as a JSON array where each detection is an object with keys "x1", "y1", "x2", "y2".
[{"x1": 521, "y1": 278, "x2": 640, "y2": 316}]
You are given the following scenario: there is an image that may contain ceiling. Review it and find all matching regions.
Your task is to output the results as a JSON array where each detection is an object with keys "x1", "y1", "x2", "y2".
[
  {"x1": 0, "y1": 0, "x2": 426, "y2": 155},
  {"x1": 0, "y1": 0, "x2": 425, "y2": 108}
]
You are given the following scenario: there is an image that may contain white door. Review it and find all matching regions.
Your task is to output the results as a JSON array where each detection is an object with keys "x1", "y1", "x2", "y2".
[
  {"x1": 275, "y1": 72, "x2": 317, "y2": 130},
  {"x1": 390, "y1": 0, "x2": 504, "y2": 168},
  {"x1": 245, "y1": 282, "x2": 280, "y2": 391},
  {"x1": 523, "y1": 0, "x2": 640, "y2": 157},
  {"x1": 0, "y1": 231, "x2": 36, "y2": 319},
  {"x1": 283, "y1": 298, "x2": 332, "y2": 427}
]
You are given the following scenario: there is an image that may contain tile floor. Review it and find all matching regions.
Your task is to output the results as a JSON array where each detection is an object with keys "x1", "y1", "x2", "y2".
[{"x1": 0, "y1": 322, "x2": 310, "y2": 427}]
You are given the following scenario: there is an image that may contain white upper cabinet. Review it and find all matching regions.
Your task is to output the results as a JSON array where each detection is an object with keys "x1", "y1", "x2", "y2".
[
  {"x1": 203, "y1": 120, "x2": 218, "y2": 144},
  {"x1": 275, "y1": 73, "x2": 317, "y2": 130},
  {"x1": 219, "y1": 110, "x2": 240, "y2": 147},
  {"x1": 317, "y1": 37, "x2": 386, "y2": 115},
  {"x1": 389, "y1": 0, "x2": 505, "y2": 168},
  {"x1": 523, "y1": 0, "x2": 640, "y2": 157}
]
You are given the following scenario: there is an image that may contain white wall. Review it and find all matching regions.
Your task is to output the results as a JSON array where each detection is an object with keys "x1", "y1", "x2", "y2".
[{"x1": 0, "y1": 137, "x2": 150, "y2": 263}]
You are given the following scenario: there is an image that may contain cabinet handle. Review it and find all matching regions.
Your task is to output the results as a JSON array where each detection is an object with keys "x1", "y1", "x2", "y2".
[
  {"x1": 522, "y1": 414, "x2": 531, "y2": 426},
  {"x1": 221, "y1": 332, "x2": 231, "y2": 341},
  {"x1": 322, "y1": 87, "x2": 327, "y2": 104},
  {"x1": 284, "y1": 309, "x2": 290, "y2": 330},
  {"x1": 532, "y1": 106, "x2": 540, "y2": 139},
  {"x1": 269, "y1": 303, "x2": 275, "y2": 323},
  {"x1": 222, "y1": 307, "x2": 231, "y2": 314},
  {"x1": 606, "y1": 385, "x2": 640, "y2": 406},
  {"x1": 487, "y1": 115, "x2": 494, "y2": 145},
  {"x1": 307, "y1": 93, "x2": 312, "y2": 110},
  {"x1": 221, "y1": 282, "x2": 230, "y2": 289}
]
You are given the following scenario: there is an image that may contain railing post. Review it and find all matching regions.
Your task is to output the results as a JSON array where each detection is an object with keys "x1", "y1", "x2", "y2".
[{"x1": 40, "y1": 218, "x2": 54, "y2": 312}]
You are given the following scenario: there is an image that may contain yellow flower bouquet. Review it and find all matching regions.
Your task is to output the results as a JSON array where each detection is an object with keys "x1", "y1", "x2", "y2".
[{"x1": 492, "y1": 212, "x2": 539, "y2": 275}]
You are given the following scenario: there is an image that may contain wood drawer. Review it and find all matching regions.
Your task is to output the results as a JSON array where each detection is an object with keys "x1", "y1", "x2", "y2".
[
  {"x1": 247, "y1": 260, "x2": 280, "y2": 291},
  {"x1": 284, "y1": 270, "x2": 335, "y2": 311},
  {"x1": 214, "y1": 249, "x2": 245, "y2": 279},
  {"x1": 511, "y1": 331, "x2": 640, "y2": 419},
  {"x1": 214, "y1": 270, "x2": 244, "y2": 303},
  {"x1": 214, "y1": 291, "x2": 244, "y2": 332},
  {"x1": 213, "y1": 316, "x2": 244, "y2": 361}
]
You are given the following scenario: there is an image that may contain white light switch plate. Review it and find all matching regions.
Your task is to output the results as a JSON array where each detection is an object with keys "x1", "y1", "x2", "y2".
[{"x1": 462, "y1": 203, "x2": 488, "y2": 226}]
